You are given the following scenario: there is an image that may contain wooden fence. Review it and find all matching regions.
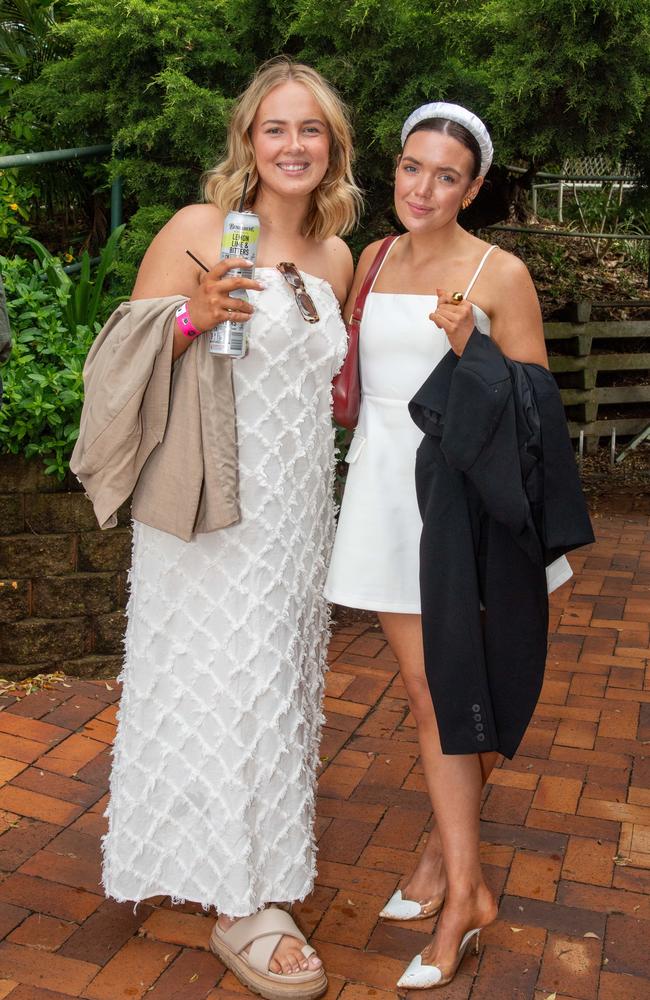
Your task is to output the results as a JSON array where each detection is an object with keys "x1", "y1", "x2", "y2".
[{"x1": 544, "y1": 317, "x2": 650, "y2": 451}]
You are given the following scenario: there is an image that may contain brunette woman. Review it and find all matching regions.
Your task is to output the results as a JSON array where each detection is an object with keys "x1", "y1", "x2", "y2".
[{"x1": 325, "y1": 103, "x2": 574, "y2": 989}]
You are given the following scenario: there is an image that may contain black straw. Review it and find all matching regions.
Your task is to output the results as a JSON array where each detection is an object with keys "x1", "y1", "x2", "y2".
[
  {"x1": 237, "y1": 172, "x2": 250, "y2": 213},
  {"x1": 185, "y1": 249, "x2": 210, "y2": 272}
]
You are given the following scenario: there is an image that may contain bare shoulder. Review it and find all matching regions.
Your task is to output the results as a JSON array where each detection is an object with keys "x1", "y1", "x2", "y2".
[
  {"x1": 132, "y1": 203, "x2": 224, "y2": 299},
  {"x1": 325, "y1": 234, "x2": 353, "y2": 265},
  {"x1": 359, "y1": 237, "x2": 388, "y2": 264},
  {"x1": 340, "y1": 238, "x2": 389, "y2": 322},
  {"x1": 353, "y1": 237, "x2": 389, "y2": 284},
  {"x1": 488, "y1": 246, "x2": 535, "y2": 289},
  {"x1": 154, "y1": 204, "x2": 224, "y2": 259},
  {"x1": 320, "y1": 235, "x2": 354, "y2": 302},
  {"x1": 484, "y1": 247, "x2": 547, "y2": 366}
]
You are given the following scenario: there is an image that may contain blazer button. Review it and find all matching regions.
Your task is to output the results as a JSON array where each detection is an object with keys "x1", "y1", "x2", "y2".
[
  {"x1": 473, "y1": 713, "x2": 482, "y2": 721},
  {"x1": 477, "y1": 733, "x2": 486, "y2": 742},
  {"x1": 476, "y1": 722, "x2": 484, "y2": 732},
  {"x1": 472, "y1": 704, "x2": 480, "y2": 713}
]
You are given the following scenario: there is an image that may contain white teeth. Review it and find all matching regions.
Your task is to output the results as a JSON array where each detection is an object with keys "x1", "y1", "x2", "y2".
[{"x1": 278, "y1": 164, "x2": 309, "y2": 172}]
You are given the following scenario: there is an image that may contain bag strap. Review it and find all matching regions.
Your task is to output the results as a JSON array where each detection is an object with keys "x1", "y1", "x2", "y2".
[{"x1": 348, "y1": 235, "x2": 400, "y2": 334}]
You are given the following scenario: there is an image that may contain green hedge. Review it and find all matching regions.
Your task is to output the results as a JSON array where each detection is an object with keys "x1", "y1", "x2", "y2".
[
  {"x1": 12, "y1": 0, "x2": 650, "y2": 262},
  {"x1": 0, "y1": 255, "x2": 96, "y2": 477}
]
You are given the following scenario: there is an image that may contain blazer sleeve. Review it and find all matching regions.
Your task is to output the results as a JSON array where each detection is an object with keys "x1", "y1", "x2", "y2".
[
  {"x1": 527, "y1": 366, "x2": 595, "y2": 556},
  {"x1": 70, "y1": 296, "x2": 183, "y2": 529},
  {"x1": 439, "y1": 331, "x2": 513, "y2": 471},
  {"x1": 409, "y1": 330, "x2": 513, "y2": 459}
]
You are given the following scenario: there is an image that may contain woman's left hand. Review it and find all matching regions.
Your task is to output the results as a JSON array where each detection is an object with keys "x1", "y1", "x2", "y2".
[{"x1": 430, "y1": 288, "x2": 476, "y2": 357}]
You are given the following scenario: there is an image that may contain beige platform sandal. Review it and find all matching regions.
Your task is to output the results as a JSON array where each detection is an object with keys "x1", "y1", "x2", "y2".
[{"x1": 209, "y1": 906, "x2": 327, "y2": 1000}]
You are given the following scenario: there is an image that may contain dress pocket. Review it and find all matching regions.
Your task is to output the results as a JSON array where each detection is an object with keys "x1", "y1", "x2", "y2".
[{"x1": 345, "y1": 435, "x2": 366, "y2": 464}]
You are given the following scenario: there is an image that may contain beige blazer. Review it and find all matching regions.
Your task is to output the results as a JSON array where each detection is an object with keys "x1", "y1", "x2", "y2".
[{"x1": 70, "y1": 296, "x2": 240, "y2": 542}]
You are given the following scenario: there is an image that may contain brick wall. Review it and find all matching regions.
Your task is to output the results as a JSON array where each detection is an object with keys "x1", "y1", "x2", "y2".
[{"x1": 0, "y1": 455, "x2": 130, "y2": 680}]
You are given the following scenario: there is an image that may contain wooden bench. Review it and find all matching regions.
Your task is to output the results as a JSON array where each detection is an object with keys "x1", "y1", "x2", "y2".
[{"x1": 545, "y1": 316, "x2": 650, "y2": 451}]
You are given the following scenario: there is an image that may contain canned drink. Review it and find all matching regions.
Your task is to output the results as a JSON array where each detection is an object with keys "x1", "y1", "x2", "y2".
[{"x1": 208, "y1": 210, "x2": 260, "y2": 358}]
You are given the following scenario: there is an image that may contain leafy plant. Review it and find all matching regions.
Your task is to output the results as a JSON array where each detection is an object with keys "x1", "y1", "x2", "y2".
[
  {"x1": 0, "y1": 111, "x2": 40, "y2": 248},
  {"x1": 0, "y1": 164, "x2": 35, "y2": 242},
  {"x1": 0, "y1": 252, "x2": 95, "y2": 477},
  {"x1": 0, "y1": 0, "x2": 71, "y2": 103},
  {"x1": 19, "y1": 222, "x2": 125, "y2": 333}
]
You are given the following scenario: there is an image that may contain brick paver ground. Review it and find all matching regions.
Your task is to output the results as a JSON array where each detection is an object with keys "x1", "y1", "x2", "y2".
[{"x1": 0, "y1": 511, "x2": 648, "y2": 999}]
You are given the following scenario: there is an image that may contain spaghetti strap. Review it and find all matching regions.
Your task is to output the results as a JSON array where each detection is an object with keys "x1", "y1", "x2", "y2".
[
  {"x1": 368, "y1": 234, "x2": 403, "y2": 293},
  {"x1": 463, "y1": 244, "x2": 497, "y2": 298}
]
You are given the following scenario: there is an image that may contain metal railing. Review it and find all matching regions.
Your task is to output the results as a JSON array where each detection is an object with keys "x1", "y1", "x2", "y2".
[
  {"x1": 0, "y1": 143, "x2": 122, "y2": 231},
  {"x1": 477, "y1": 224, "x2": 650, "y2": 288}
]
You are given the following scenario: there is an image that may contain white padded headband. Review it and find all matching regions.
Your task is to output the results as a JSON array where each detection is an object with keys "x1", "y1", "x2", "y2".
[{"x1": 401, "y1": 102, "x2": 493, "y2": 177}]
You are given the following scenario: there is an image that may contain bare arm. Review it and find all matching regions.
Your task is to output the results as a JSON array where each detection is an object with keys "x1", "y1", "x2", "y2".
[
  {"x1": 323, "y1": 236, "x2": 354, "y2": 306},
  {"x1": 131, "y1": 204, "x2": 263, "y2": 362},
  {"x1": 431, "y1": 251, "x2": 549, "y2": 368},
  {"x1": 488, "y1": 254, "x2": 548, "y2": 368},
  {"x1": 342, "y1": 239, "x2": 386, "y2": 323},
  {"x1": 132, "y1": 204, "x2": 222, "y2": 299}
]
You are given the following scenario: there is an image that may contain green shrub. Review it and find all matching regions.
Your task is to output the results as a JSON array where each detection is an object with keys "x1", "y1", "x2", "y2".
[
  {"x1": 21, "y1": 223, "x2": 125, "y2": 333},
  {"x1": 0, "y1": 114, "x2": 41, "y2": 248},
  {"x1": 0, "y1": 254, "x2": 96, "y2": 478},
  {"x1": 13, "y1": 0, "x2": 649, "y2": 249}
]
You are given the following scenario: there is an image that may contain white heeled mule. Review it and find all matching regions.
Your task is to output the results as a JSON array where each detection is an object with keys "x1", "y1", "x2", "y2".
[
  {"x1": 379, "y1": 889, "x2": 444, "y2": 922},
  {"x1": 396, "y1": 927, "x2": 481, "y2": 990}
]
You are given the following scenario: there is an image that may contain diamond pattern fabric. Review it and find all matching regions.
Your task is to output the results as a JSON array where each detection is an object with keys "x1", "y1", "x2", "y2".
[{"x1": 102, "y1": 271, "x2": 347, "y2": 916}]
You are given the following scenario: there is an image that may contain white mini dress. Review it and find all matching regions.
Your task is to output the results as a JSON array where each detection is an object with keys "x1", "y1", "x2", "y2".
[{"x1": 325, "y1": 239, "x2": 572, "y2": 614}]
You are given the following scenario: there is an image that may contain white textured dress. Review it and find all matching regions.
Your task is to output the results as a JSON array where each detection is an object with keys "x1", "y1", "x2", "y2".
[
  {"x1": 102, "y1": 269, "x2": 346, "y2": 917},
  {"x1": 325, "y1": 240, "x2": 572, "y2": 613}
]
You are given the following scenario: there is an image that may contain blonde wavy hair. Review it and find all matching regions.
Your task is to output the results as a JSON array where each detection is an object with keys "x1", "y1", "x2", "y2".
[{"x1": 202, "y1": 56, "x2": 362, "y2": 240}]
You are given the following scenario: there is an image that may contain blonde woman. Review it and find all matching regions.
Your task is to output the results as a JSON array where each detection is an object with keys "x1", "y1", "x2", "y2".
[{"x1": 97, "y1": 57, "x2": 361, "y2": 1000}]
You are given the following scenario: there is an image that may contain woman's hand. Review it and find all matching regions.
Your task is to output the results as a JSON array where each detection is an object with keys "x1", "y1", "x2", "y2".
[
  {"x1": 185, "y1": 257, "x2": 265, "y2": 333},
  {"x1": 430, "y1": 288, "x2": 476, "y2": 357}
]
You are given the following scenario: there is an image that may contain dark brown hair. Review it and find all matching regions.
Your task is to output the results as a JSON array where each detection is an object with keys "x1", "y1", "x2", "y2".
[{"x1": 407, "y1": 118, "x2": 482, "y2": 179}]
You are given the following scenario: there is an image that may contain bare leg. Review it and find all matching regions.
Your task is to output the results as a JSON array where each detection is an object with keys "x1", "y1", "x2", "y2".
[
  {"x1": 216, "y1": 914, "x2": 322, "y2": 975},
  {"x1": 379, "y1": 611, "x2": 446, "y2": 905},
  {"x1": 379, "y1": 612, "x2": 498, "y2": 972},
  {"x1": 417, "y1": 737, "x2": 497, "y2": 972}
]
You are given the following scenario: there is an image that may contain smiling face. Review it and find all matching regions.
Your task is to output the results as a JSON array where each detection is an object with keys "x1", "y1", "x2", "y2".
[
  {"x1": 395, "y1": 129, "x2": 483, "y2": 233},
  {"x1": 249, "y1": 80, "x2": 331, "y2": 202}
]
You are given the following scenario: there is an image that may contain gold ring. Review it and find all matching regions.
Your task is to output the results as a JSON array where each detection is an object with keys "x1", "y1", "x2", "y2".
[{"x1": 451, "y1": 292, "x2": 464, "y2": 302}]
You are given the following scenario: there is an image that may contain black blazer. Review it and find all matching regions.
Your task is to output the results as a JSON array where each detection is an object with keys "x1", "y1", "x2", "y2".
[
  {"x1": 408, "y1": 330, "x2": 594, "y2": 758},
  {"x1": 410, "y1": 329, "x2": 594, "y2": 565}
]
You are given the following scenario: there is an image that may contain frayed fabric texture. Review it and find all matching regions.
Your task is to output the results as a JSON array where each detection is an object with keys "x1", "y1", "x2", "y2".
[{"x1": 102, "y1": 273, "x2": 346, "y2": 916}]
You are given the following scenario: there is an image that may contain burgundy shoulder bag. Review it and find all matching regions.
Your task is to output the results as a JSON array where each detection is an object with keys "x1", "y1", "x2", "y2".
[{"x1": 332, "y1": 235, "x2": 399, "y2": 429}]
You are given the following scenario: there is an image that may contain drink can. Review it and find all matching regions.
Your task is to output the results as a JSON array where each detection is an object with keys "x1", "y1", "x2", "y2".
[{"x1": 208, "y1": 210, "x2": 260, "y2": 358}]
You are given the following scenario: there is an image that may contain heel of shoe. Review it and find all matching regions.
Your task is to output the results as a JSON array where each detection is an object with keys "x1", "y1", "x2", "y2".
[{"x1": 458, "y1": 928, "x2": 481, "y2": 961}]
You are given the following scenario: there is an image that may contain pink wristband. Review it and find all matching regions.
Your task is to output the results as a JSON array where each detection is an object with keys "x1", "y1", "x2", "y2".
[{"x1": 175, "y1": 301, "x2": 201, "y2": 338}]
